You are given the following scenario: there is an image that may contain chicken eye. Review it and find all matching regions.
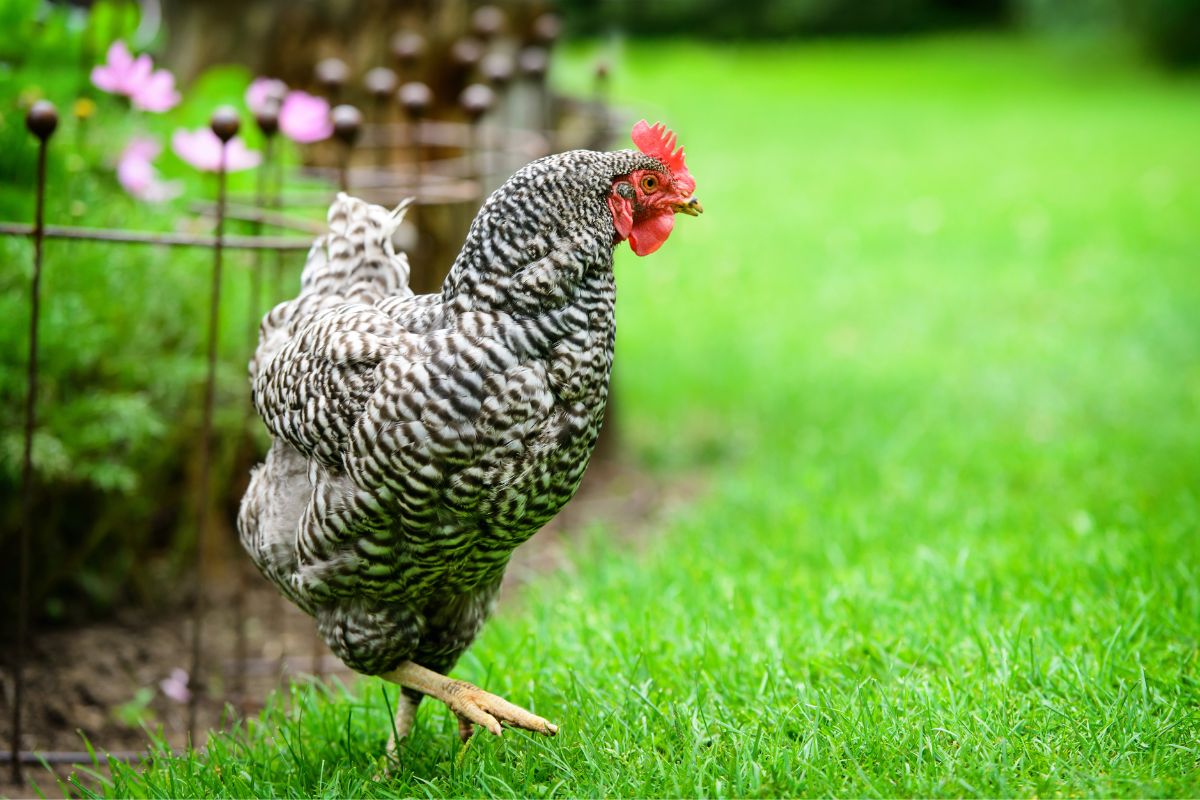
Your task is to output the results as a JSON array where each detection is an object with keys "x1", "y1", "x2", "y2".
[{"x1": 640, "y1": 175, "x2": 659, "y2": 193}]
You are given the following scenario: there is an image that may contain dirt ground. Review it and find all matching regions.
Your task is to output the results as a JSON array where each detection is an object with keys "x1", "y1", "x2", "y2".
[{"x1": 0, "y1": 457, "x2": 699, "y2": 798}]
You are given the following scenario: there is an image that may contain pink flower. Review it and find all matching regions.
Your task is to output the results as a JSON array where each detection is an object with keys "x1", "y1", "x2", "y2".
[
  {"x1": 118, "y1": 136, "x2": 182, "y2": 202},
  {"x1": 279, "y1": 91, "x2": 332, "y2": 143},
  {"x1": 159, "y1": 668, "x2": 191, "y2": 704},
  {"x1": 91, "y1": 41, "x2": 180, "y2": 113},
  {"x1": 172, "y1": 127, "x2": 262, "y2": 172},
  {"x1": 91, "y1": 41, "x2": 152, "y2": 96},
  {"x1": 131, "y1": 69, "x2": 181, "y2": 113},
  {"x1": 246, "y1": 77, "x2": 288, "y2": 114},
  {"x1": 122, "y1": 136, "x2": 160, "y2": 163}
]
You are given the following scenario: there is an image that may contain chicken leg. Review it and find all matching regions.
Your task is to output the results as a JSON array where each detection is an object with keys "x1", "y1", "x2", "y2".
[
  {"x1": 380, "y1": 661, "x2": 559, "y2": 742},
  {"x1": 385, "y1": 690, "x2": 420, "y2": 755}
]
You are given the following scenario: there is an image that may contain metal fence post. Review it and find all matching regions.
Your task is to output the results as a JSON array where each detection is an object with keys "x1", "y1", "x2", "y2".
[
  {"x1": 365, "y1": 68, "x2": 397, "y2": 169},
  {"x1": 187, "y1": 106, "x2": 238, "y2": 740},
  {"x1": 398, "y1": 81, "x2": 432, "y2": 193},
  {"x1": 10, "y1": 99, "x2": 57, "y2": 787},
  {"x1": 250, "y1": 106, "x2": 279, "y2": 345},
  {"x1": 517, "y1": 46, "x2": 549, "y2": 151},
  {"x1": 461, "y1": 83, "x2": 495, "y2": 209},
  {"x1": 315, "y1": 58, "x2": 349, "y2": 106},
  {"x1": 332, "y1": 105, "x2": 363, "y2": 193},
  {"x1": 391, "y1": 31, "x2": 425, "y2": 84},
  {"x1": 240, "y1": 104, "x2": 280, "y2": 704}
]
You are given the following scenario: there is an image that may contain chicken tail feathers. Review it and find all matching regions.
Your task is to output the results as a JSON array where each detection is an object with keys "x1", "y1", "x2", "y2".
[
  {"x1": 250, "y1": 193, "x2": 416, "y2": 380},
  {"x1": 305, "y1": 193, "x2": 414, "y2": 305}
]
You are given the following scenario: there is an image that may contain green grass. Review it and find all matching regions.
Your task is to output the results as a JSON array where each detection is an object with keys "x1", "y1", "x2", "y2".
[{"x1": 82, "y1": 36, "x2": 1200, "y2": 798}]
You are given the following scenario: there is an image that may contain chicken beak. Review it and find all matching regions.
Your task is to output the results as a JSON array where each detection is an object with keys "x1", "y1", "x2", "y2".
[{"x1": 673, "y1": 197, "x2": 703, "y2": 217}]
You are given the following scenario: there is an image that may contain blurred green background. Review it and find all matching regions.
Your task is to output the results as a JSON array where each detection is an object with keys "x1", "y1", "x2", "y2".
[{"x1": 560, "y1": 0, "x2": 1200, "y2": 66}]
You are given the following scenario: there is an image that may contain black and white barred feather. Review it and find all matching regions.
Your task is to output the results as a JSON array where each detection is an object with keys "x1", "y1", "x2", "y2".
[{"x1": 238, "y1": 148, "x2": 666, "y2": 675}]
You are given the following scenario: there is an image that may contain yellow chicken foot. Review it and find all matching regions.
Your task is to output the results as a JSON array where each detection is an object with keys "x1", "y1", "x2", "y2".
[{"x1": 380, "y1": 661, "x2": 559, "y2": 739}]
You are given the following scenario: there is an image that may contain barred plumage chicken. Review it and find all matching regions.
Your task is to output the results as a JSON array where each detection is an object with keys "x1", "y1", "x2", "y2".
[{"x1": 238, "y1": 121, "x2": 700, "y2": 747}]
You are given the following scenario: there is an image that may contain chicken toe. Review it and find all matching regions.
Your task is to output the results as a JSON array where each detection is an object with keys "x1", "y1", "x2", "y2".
[{"x1": 457, "y1": 714, "x2": 477, "y2": 743}]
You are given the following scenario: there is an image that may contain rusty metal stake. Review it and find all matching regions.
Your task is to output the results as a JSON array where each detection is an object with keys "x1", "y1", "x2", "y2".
[
  {"x1": 332, "y1": 104, "x2": 362, "y2": 194},
  {"x1": 592, "y1": 59, "x2": 612, "y2": 151},
  {"x1": 241, "y1": 111, "x2": 279, "y2": 705},
  {"x1": 11, "y1": 99, "x2": 57, "y2": 787},
  {"x1": 461, "y1": 83, "x2": 495, "y2": 206},
  {"x1": 248, "y1": 114, "x2": 278, "y2": 357},
  {"x1": 391, "y1": 31, "x2": 425, "y2": 83},
  {"x1": 365, "y1": 68, "x2": 397, "y2": 170},
  {"x1": 315, "y1": 58, "x2": 349, "y2": 106},
  {"x1": 273, "y1": 142, "x2": 288, "y2": 300},
  {"x1": 187, "y1": 107, "x2": 239, "y2": 740},
  {"x1": 518, "y1": 46, "x2": 550, "y2": 153},
  {"x1": 248, "y1": 135, "x2": 272, "y2": 345},
  {"x1": 399, "y1": 82, "x2": 432, "y2": 194}
]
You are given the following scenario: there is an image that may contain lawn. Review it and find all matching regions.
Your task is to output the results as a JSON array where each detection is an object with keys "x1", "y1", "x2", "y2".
[{"x1": 86, "y1": 36, "x2": 1200, "y2": 798}]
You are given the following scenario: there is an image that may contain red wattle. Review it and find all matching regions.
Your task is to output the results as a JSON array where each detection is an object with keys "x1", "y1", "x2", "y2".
[{"x1": 628, "y1": 211, "x2": 675, "y2": 256}]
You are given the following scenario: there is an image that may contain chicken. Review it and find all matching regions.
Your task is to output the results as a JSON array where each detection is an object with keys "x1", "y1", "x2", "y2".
[{"x1": 237, "y1": 120, "x2": 700, "y2": 749}]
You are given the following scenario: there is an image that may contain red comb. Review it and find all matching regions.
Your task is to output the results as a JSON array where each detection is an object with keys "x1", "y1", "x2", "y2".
[{"x1": 631, "y1": 120, "x2": 692, "y2": 185}]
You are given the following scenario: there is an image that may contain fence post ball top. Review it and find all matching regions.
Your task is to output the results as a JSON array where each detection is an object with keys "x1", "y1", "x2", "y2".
[
  {"x1": 26, "y1": 100, "x2": 59, "y2": 140},
  {"x1": 518, "y1": 47, "x2": 548, "y2": 81},
  {"x1": 391, "y1": 31, "x2": 426, "y2": 66},
  {"x1": 451, "y1": 38, "x2": 484, "y2": 69},
  {"x1": 315, "y1": 58, "x2": 350, "y2": 92},
  {"x1": 255, "y1": 104, "x2": 280, "y2": 137},
  {"x1": 398, "y1": 82, "x2": 433, "y2": 117},
  {"x1": 460, "y1": 83, "x2": 495, "y2": 121},
  {"x1": 472, "y1": 5, "x2": 506, "y2": 41},
  {"x1": 365, "y1": 67, "x2": 398, "y2": 99},
  {"x1": 481, "y1": 52, "x2": 514, "y2": 88},
  {"x1": 532, "y1": 13, "x2": 562, "y2": 46},
  {"x1": 210, "y1": 106, "x2": 240, "y2": 142},
  {"x1": 332, "y1": 104, "x2": 363, "y2": 145}
]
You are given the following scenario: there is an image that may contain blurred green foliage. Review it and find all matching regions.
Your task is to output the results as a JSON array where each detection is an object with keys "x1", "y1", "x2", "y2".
[
  {"x1": 1126, "y1": 0, "x2": 1200, "y2": 67},
  {"x1": 559, "y1": 0, "x2": 1008, "y2": 38},
  {"x1": 0, "y1": 1, "x2": 313, "y2": 627},
  {"x1": 562, "y1": 0, "x2": 1200, "y2": 67},
  {"x1": 1017, "y1": 0, "x2": 1200, "y2": 66}
]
